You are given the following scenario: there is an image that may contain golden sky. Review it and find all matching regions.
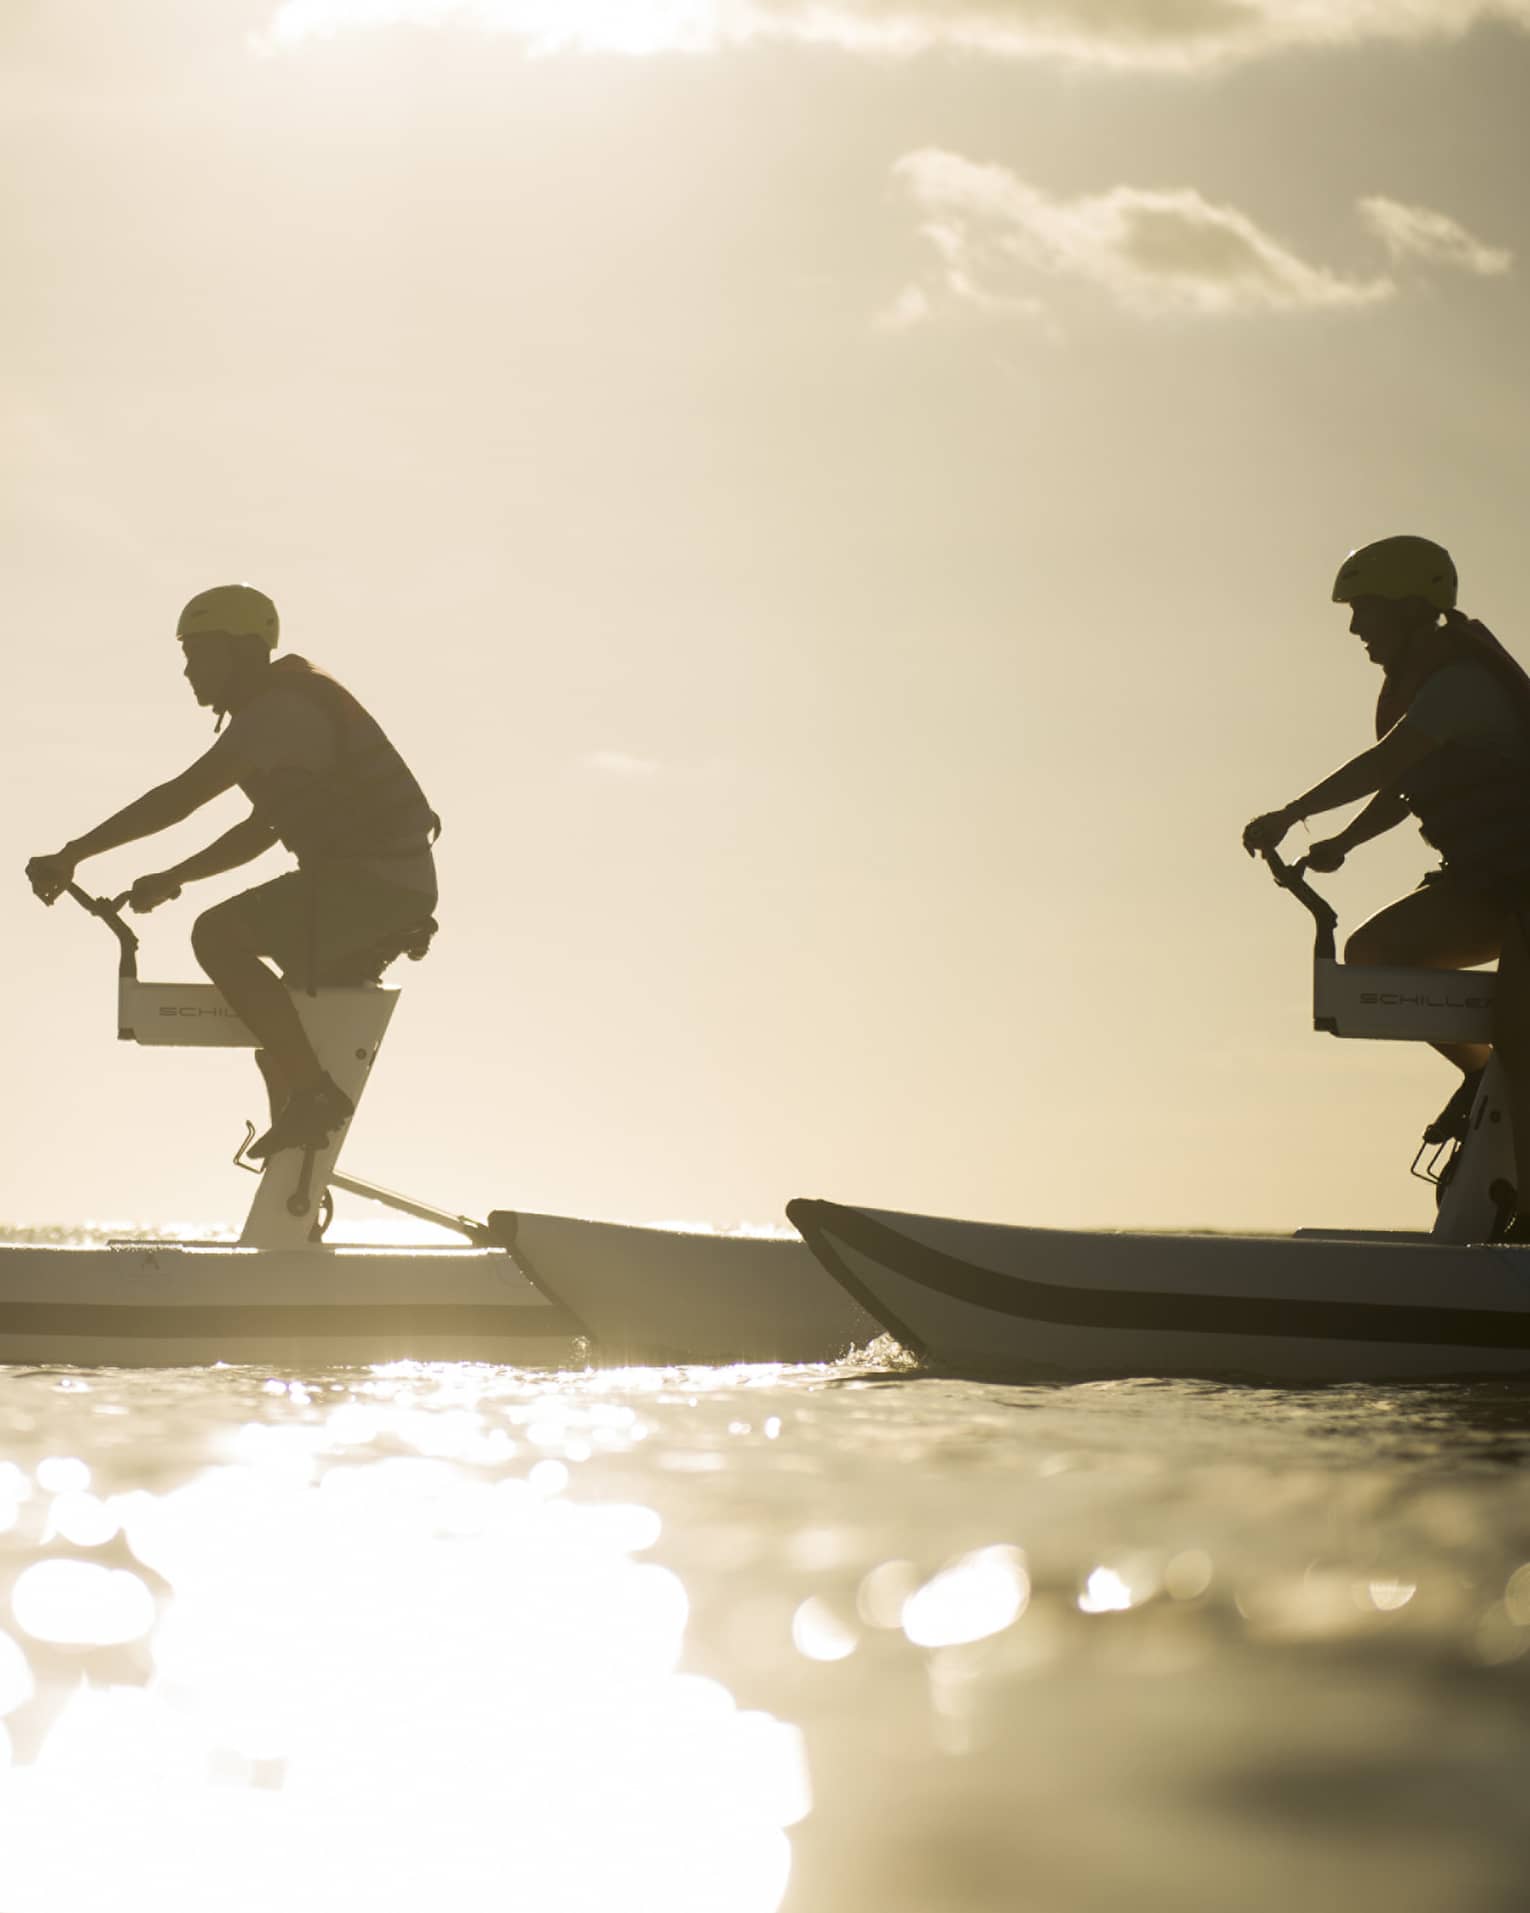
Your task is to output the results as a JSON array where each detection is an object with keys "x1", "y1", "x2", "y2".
[{"x1": 6, "y1": 0, "x2": 1530, "y2": 1233}]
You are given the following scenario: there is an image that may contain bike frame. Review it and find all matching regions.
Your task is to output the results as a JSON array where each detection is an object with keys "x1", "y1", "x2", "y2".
[
  {"x1": 1262, "y1": 851, "x2": 1512, "y2": 1242},
  {"x1": 69, "y1": 884, "x2": 399, "y2": 1250}
]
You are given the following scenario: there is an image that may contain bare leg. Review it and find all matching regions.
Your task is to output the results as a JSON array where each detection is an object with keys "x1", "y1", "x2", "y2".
[
  {"x1": 192, "y1": 903, "x2": 327, "y2": 1094},
  {"x1": 253, "y1": 1049, "x2": 290, "y2": 1126},
  {"x1": 1494, "y1": 911, "x2": 1530, "y2": 1211},
  {"x1": 1345, "y1": 880, "x2": 1504, "y2": 1075}
]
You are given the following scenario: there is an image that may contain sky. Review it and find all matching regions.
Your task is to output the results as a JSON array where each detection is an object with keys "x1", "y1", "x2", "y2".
[{"x1": 5, "y1": 0, "x2": 1530, "y2": 1236}]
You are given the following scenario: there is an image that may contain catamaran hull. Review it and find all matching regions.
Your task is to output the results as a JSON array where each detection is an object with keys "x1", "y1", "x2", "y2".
[
  {"x1": 0, "y1": 1214, "x2": 880, "y2": 1370},
  {"x1": 493, "y1": 1211, "x2": 879, "y2": 1365},
  {"x1": 0, "y1": 1245, "x2": 582, "y2": 1368},
  {"x1": 786, "y1": 1200, "x2": 1530, "y2": 1385}
]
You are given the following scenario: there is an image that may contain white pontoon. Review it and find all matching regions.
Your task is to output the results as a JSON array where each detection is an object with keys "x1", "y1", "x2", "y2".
[
  {"x1": 5, "y1": 889, "x2": 872, "y2": 1367},
  {"x1": 789, "y1": 852, "x2": 1530, "y2": 1384}
]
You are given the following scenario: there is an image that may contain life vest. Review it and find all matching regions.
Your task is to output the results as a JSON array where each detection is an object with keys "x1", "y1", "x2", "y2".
[
  {"x1": 234, "y1": 656, "x2": 439, "y2": 864},
  {"x1": 1378, "y1": 618, "x2": 1530, "y2": 884}
]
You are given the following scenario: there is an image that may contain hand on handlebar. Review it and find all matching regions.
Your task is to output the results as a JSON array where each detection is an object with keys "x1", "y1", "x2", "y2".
[
  {"x1": 1303, "y1": 838, "x2": 1347, "y2": 874},
  {"x1": 125, "y1": 872, "x2": 183, "y2": 914},
  {"x1": 25, "y1": 851, "x2": 77, "y2": 905},
  {"x1": 1242, "y1": 807, "x2": 1299, "y2": 858}
]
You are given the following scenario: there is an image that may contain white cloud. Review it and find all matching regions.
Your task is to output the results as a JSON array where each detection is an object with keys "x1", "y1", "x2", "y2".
[
  {"x1": 260, "y1": 0, "x2": 1530, "y2": 68},
  {"x1": 259, "y1": 0, "x2": 723, "y2": 56},
  {"x1": 875, "y1": 284, "x2": 934, "y2": 331},
  {"x1": 889, "y1": 151, "x2": 1396, "y2": 321},
  {"x1": 751, "y1": 0, "x2": 1530, "y2": 69},
  {"x1": 1357, "y1": 195, "x2": 1513, "y2": 275}
]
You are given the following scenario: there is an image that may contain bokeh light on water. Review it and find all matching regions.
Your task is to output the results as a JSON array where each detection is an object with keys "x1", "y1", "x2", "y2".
[
  {"x1": 8, "y1": 1359, "x2": 1530, "y2": 1911},
  {"x1": 0, "y1": 1366, "x2": 807, "y2": 1913}
]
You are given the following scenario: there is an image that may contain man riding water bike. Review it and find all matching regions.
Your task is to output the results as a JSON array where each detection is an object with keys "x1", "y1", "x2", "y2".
[
  {"x1": 1244, "y1": 535, "x2": 1530, "y2": 1239},
  {"x1": 26, "y1": 584, "x2": 438, "y2": 1160}
]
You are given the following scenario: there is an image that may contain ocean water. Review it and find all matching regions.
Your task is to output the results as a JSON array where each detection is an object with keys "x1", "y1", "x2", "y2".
[{"x1": 4, "y1": 1244, "x2": 1530, "y2": 1910}]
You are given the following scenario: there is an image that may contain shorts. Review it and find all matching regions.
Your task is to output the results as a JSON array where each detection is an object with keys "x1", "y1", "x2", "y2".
[{"x1": 227, "y1": 865, "x2": 438, "y2": 989}]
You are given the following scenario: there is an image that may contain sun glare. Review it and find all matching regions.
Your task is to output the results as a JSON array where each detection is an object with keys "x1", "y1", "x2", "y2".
[
  {"x1": 0, "y1": 1387, "x2": 807, "y2": 1913},
  {"x1": 262, "y1": 0, "x2": 723, "y2": 56}
]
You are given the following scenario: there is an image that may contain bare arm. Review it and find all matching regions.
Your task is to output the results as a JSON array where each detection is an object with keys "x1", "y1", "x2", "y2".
[
  {"x1": 27, "y1": 745, "x2": 241, "y2": 904},
  {"x1": 1301, "y1": 787, "x2": 1412, "y2": 873},
  {"x1": 163, "y1": 815, "x2": 277, "y2": 885},
  {"x1": 61, "y1": 745, "x2": 240, "y2": 864},
  {"x1": 1286, "y1": 723, "x2": 1436, "y2": 823},
  {"x1": 1244, "y1": 721, "x2": 1436, "y2": 856},
  {"x1": 1327, "y1": 787, "x2": 1412, "y2": 853},
  {"x1": 123, "y1": 814, "x2": 279, "y2": 914}
]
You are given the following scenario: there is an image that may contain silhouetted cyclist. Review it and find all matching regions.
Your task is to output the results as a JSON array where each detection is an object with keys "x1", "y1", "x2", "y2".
[
  {"x1": 27, "y1": 584, "x2": 438, "y2": 1159},
  {"x1": 1244, "y1": 536, "x2": 1530, "y2": 1238}
]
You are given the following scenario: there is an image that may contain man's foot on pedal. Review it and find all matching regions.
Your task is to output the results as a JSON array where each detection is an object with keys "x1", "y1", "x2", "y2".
[
  {"x1": 1423, "y1": 1068, "x2": 1485, "y2": 1146},
  {"x1": 247, "y1": 1077, "x2": 355, "y2": 1160}
]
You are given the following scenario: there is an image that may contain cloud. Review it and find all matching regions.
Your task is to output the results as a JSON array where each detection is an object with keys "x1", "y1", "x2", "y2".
[
  {"x1": 258, "y1": 0, "x2": 723, "y2": 56},
  {"x1": 889, "y1": 151, "x2": 1397, "y2": 321},
  {"x1": 581, "y1": 750, "x2": 663, "y2": 777},
  {"x1": 752, "y1": 0, "x2": 1530, "y2": 69},
  {"x1": 1357, "y1": 195, "x2": 1513, "y2": 275},
  {"x1": 259, "y1": 0, "x2": 1530, "y2": 69},
  {"x1": 875, "y1": 284, "x2": 934, "y2": 331}
]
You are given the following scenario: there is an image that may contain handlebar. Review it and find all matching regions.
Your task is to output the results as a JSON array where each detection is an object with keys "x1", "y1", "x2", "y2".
[
  {"x1": 61, "y1": 882, "x2": 140, "y2": 979},
  {"x1": 49, "y1": 844, "x2": 1341, "y2": 983},
  {"x1": 1260, "y1": 847, "x2": 1337, "y2": 961}
]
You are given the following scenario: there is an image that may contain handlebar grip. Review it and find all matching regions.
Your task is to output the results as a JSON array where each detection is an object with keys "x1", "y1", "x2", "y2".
[
  {"x1": 60, "y1": 881, "x2": 141, "y2": 977},
  {"x1": 1259, "y1": 845, "x2": 1336, "y2": 959}
]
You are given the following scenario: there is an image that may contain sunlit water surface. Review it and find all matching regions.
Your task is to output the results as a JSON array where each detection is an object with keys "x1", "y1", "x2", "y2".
[{"x1": 5, "y1": 1237, "x2": 1530, "y2": 1910}]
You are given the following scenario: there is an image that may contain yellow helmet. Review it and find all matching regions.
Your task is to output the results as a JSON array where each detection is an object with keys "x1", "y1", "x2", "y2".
[
  {"x1": 176, "y1": 583, "x2": 279, "y2": 649},
  {"x1": 1331, "y1": 536, "x2": 1457, "y2": 612}
]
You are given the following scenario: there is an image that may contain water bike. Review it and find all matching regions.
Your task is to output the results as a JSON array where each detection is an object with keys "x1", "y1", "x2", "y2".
[
  {"x1": 2, "y1": 886, "x2": 873, "y2": 1367},
  {"x1": 789, "y1": 850, "x2": 1530, "y2": 1384}
]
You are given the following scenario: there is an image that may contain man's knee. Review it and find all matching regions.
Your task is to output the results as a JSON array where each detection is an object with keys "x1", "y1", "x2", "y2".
[
  {"x1": 1344, "y1": 927, "x2": 1383, "y2": 966},
  {"x1": 191, "y1": 900, "x2": 249, "y2": 968}
]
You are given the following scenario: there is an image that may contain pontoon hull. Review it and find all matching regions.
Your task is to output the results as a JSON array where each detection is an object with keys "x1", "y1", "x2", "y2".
[
  {"x1": 786, "y1": 1200, "x2": 1530, "y2": 1384},
  {"x1": 0, "y1": 1245, "x2": 581, "y2": 1368},
  {"x1": 0, "y1": 1214, "x2": 880, "y2": 1369},
  {"x1": 495, "y1": 1211, "x2": 878, "y2": 1365}
]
